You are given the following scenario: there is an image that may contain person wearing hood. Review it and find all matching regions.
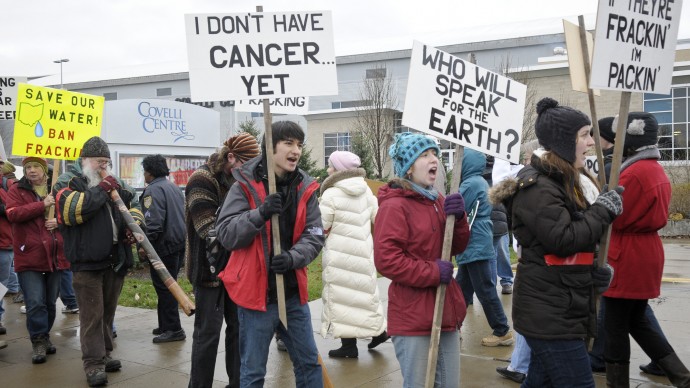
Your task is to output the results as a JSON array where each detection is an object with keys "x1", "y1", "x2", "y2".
[
  {"x1": 490, "y1": 97, "x2": 622, "y2": 387},
  {"x1": 52, "y1": 136, "x2": 143, "y2": 387},
  {"x1": 319, "y1": 150, "x2": 388, "y2": 359},
  {"x1": 6, "y1": 157, "x2": 68, "y2": 364},
  {"x1": 602, "y1": 113, "x2": 690, "y2": 388},
  {"x1": 374, "y1": 132, "x2": 470, "y2": 387},
  {"x1": 455, "y1": 148, "x2": 514, "y2": 347}
]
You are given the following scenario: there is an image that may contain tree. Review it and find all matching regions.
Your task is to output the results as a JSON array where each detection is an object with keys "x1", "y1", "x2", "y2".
[
  {"x1": 298, "y1": 144, "x2": 327, "y2": 181},
  {"x1": 350, "y1": 131, "x2": 376, "y2": 179},
  {"x1": 236, "y1": 119, "x2": 262, "y2": 143},
  {"x1": 354, "y1": 64, "x2": 398, "y2": 179}
]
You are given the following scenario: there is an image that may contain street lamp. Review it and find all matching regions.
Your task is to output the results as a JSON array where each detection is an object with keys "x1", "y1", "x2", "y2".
[{"x1": 53, "y1": 58, "x2": 69, "y2": 89}]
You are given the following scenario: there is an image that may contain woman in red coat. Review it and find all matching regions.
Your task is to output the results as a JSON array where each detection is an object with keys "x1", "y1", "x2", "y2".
[
  {"x1": 603, "y1": 113, "x2": 690, "y2": 387},
  {"x1": 6, "y1": 157, "x2": 67, "y2": 364}
]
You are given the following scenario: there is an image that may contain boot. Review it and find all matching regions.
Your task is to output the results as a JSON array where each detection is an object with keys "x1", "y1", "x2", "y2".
[
  {"x1": 45, "y1": 337, "x2": 56, "y2": 355},
  {"x1": 605, "y1": 362, "x2": 629, "y2": 388},
  {"x1": 328, "y1": 338, "x2": 358, "y2": 358},
  {"x1": 368, "y1": 330, "x2": 389, "y2": 349},
  {"x1": 657, "y1": 353, "x2": 690, "y2": 388},
  {"x1": 31, "y1": 338, "x2": 47, "y2": 364}
]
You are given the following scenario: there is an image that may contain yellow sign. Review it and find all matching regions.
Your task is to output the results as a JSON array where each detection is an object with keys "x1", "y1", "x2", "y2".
[{"x1": 12, "y1": 84, "x2": 104, "y2": 160}]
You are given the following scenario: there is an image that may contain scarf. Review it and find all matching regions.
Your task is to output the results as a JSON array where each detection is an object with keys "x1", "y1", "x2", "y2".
[{"x1": 406, "y1": 179, "x2": 439, "y2": 201}]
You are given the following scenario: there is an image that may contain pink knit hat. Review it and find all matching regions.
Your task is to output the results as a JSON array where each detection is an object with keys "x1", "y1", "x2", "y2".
[{"x1": 329, "y1": 151, "x2": 361, "y2": 171}]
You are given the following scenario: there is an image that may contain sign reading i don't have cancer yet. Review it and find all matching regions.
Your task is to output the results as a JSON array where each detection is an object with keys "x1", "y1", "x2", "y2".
[
  {"x1": 184, "y1": 11, "x2": 338, "y2": 102},
  {"x1": 12, "y1": 84, "x2": 104, "y2": 160}
]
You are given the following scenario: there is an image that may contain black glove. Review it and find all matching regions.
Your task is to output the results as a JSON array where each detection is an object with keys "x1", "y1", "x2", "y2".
[
  {"x1": 259, "y1": 193, "x2": 283, "y2": 220},
  {"x1": 98, "y1": 175, "x2": 121, "y2": 192},
  {"x1": 595, "y1": 186, "x2": 624, "y2": 217},
  {"x1": 271, "y1": 251, "x2": 293, "y2": 274},
  {"x1": 592, "y1": 263, "x2": 614, "y2": 294}
]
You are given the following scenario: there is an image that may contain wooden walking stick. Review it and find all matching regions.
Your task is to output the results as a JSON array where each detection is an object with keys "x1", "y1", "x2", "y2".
[{"x1": 100, "y1": 170, "x2": 196, "y2": 316}]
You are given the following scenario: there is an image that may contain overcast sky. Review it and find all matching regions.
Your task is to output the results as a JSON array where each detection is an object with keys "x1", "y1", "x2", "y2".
[{"x1": 1, "y1": 0, "x2": 688, "y2": 79}]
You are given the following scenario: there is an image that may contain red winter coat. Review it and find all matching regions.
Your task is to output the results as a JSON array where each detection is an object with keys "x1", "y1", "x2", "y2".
[
  {"x1": 605, "y1": 158, "x2": 671, "y2": 299},
  {"x1": 0, "y1": 177, "x2": 16, "y2": 249},
  {"x1": 6, "y1": 178, "x2": 68, "y2": 273},
  {"x1": 374, "y1": 180, "x2": 470, "y2": 336}
]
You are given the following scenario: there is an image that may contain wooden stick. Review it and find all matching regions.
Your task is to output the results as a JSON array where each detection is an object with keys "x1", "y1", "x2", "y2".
[
  {"x1": 424, "y1": 144, "x2": 465, "y2": 388},
  {"x1": 100, "y1": 170, "x2": 196, "y2": 316},
  {"x1": 318, "y1": 354, "x2": 334, "y2": 388},
  {"x1": 47, "y1": 159, "x2": 60, "y2": 219}
]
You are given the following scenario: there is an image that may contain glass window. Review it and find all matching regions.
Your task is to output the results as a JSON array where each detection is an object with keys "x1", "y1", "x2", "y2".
[
  {"x1": 675, "y1": 98, "x2": 687, "y2": 122},
  {"x1": 103, "y1": 92, "x2": 117, "y2": 101},
  {"x1": 659, "y1": 124, "x2": 672, "y2": 136},
  {"x1": 644, "y1": 99, "x2": 672, "y2": 112},
  {"x1": 157, "y1": 87, "x2": 172, "y2": 96},
  {"x1": 323, "y1": 132, "x2": 351, "y2": 166},
  {"x1": 653, "y1": 112, "x2": 673, "y2": 124},
  {"x1": 645, "y1": 92, "x2": 672, "y2": 99},
  {"x1": 674, "y1": 123, "x2": 688, "y2": 148},
  {"x1": 673, "y1": 149, "x2": 687, "y2": 161},
  {"x1": 366, "y1": 68, "x2": 386, "y2": 79},
  {"x1": 645, "y1": 87, "x2": 689, "y2": 162},
  {"x1": 673, "y1": 88, "x2": 687, "y2": 98},
  {"x1": 331, "y1": 102, "x2": 341, "y2": 109}
]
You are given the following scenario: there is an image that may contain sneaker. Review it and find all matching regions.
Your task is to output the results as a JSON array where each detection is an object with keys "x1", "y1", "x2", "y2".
[
  {"x1": 152, "y1": 329, "x2": 186, "y2": 343},
  {"x1": 276, "y1": 338, "x2": 287, "y2": 352},
  {"x1": 152, "y1": 327, "x2": 162, "y2": 335},
  {"x1": 104, "y1": 355, "x2": 122, "y2": 372},
  {"x1": 0, "y1": 321, "x2": 6, "y2": 335},
  {"x1": 86, "y1": 368, "x2": 108, "y2": 387},
  {"x1": 12, "y1": 293, "x2": 23, "y2": 303},
  {"x1": 482, "y1": 331, "x2": 514, "y2": 347},
  {"x1": 45, "y1": 338, "x2": 56, "y2": 355},
  {"x1": 496, "y1": 366, "x2": 526, "y2": 383},
  {"x1": 640, "y1": 362, "x2": 666, "y2": 376},
  {"x1": 31, "y1": 339, "x2": 47, "y2": 364},
  {"x1": 501, "y1": 284, "x2": 513, "y2": 294},
  {"x1": 20, "y1": 305, "x2": 26, "y2": 314},
  {"x1": 62, "y1": 306, "x2": 79, "y2": 314}
]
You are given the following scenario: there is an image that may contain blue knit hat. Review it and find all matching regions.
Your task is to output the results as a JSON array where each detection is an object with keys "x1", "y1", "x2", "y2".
[{"x1": 389, "y1": 132, "x2": 441, "y2": 177}]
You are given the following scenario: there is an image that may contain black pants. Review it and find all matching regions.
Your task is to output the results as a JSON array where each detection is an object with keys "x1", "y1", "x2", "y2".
[
  {"x1": 603, "y1": 297, "x2": 674, "y2": 364},
  {"x1": 188, "y1": 285, "x2": 240, "y2": 388},
  {"x1": 150, "y1": 250, "x2": 184, "y2": 332}
]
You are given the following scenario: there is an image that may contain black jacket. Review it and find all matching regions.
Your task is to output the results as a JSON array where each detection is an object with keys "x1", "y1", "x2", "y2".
[{"x1": 140, "y1": 177, "x2": 186, "y2": 257}]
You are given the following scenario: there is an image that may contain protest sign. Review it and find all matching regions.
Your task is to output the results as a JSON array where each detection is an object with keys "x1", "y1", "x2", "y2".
[
  {"x1": 0, "y1": 76, "x2": 27, "y2": 120},
  {"x1": 590, "y1": 0, "x2": 684, "y2": 93},
  {"x1": 184, "y1": 11, "x2": 338, "y2": 102},
  {"x1": 585, "y1": 155, "x2": 601, "y2": 176},
  {"x1": 402, "y1": 41, "x2": 527, "y2": 163},
  {"x1": 12, "y1": 84, "x2": 104, "y2": 160},
  {"x1": 234, "y1": 96, "x2": 309, "y2": 115},
  {"x1": 563, "y1": 21, "x2": 600, "y2": 96}
]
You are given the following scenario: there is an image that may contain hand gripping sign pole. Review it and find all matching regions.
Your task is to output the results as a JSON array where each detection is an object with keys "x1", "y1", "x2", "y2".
[{"x1": 99, "y1": 170, "x2": 196, "y2": 316}]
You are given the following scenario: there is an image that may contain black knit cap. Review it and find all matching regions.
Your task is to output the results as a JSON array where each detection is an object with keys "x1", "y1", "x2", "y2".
[
  {"x1": 80, "y1": 136, "x2": 110, "y2": 158},
  {"x1": 597, "y1": 116, "x2": 616, "y2": 144},
  {"x1": 614, "y1": 112, "x2": 659, "y2": 157},
  {"x1": 534, "y1": 97, "x2": 591, "y2": 163}
]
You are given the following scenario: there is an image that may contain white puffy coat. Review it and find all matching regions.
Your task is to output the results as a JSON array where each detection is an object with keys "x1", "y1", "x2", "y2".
[{"x1": 319, "y1": 169, "x2": 386, "y2": 339}]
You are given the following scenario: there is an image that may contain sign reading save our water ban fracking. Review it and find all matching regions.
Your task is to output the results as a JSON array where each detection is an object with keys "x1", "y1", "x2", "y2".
[
  {"x1": 12, "y1": 84, "x2": 104, "y2": 160},
  {"x1": 590, "y1": 0, "x2": 684, "y2": 93},
  {"x1": 184, "y1": 11, "x2": 338, "y2": 102},
  {"x1": 402, "y1": 41, "x2": 527, "y2": 164}
]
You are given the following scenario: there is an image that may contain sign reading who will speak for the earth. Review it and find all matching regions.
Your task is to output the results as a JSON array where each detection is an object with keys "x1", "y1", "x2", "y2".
[
  {"x1": 403, "y1": 41, "x2": 527, "y2": 164},
  {"x1": 185, "y1": 11, "x2": 338, "y2": 103}
]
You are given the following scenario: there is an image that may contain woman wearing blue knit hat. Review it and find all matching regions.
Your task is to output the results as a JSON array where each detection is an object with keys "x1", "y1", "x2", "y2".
[{"x1": 374, "y1": 132, "x2": 470, "y2": 387}]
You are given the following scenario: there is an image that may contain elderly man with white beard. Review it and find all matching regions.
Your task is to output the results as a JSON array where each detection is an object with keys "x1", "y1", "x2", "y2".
[{"x1": 53, "y1": 136, "x2": 144, "y2": 388}]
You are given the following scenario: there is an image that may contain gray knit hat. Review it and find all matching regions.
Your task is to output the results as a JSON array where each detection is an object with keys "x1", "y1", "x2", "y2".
[
  {"x1": 80, "y1": 136, "x2": 110, "y2": 158},
  {"x1": 535, "y1": 97, "x2": 591, "y2": 163}
]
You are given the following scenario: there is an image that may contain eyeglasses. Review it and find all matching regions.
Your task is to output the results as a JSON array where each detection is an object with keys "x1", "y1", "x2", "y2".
[{"x1": 93, "y1": 158, "x2": 111, "y2": 166}]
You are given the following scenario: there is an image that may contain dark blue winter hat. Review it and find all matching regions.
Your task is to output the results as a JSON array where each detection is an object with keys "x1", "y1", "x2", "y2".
[{"x1": 389, "y1": 132, "x2": 441, "y2": 177}]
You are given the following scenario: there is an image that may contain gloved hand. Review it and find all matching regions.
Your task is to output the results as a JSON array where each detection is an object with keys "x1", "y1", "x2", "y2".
[
  {"x1": 595, "y1": 186, "x2": 624, "y2": 217},
  {"x1": 436, "y1": 259, "x2": 454, "y2": 284},
  {"x1": 592, "y1": 263, "x2": 614, "y2": 294},
  {"x1": 444, "y1": 193, "x2": 466, "y2": 218},
  {"x1": 271, "y1": 251, "x2": 293, "y2": 274},
  {"x1": 98, "y1": 175, "x2": 121, "y2": 193},
  {"x1": 259, "y1": 193, "x2": 283, "y2": 220}
]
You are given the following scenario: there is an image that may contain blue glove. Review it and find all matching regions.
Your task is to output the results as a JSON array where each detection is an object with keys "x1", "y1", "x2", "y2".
[
  {"x1": 436, "y1": 259, "x2": 454, "y2": 284},
  {"x1": 271, "y1": 251, "x2": 293, "y2": 274},
  {"x1": 444, "y1": 193, "x2": 465, "y2": 218}
]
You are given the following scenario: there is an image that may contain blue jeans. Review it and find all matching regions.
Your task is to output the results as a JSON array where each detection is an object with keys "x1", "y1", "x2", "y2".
[
  {"x1": 522, "y1": 336, "x2": 595, "y2": 388},
  {"x1": 392, "y1": 331, "x2": 460, "y2": 388},
  {"x1": 0, "y1": 249, "x2": 11, "y2": 319},
  {"x1": 509, "y1": 331, "x2": 531, "y2": 374},
  {"x1": 493, "y1": 234, "x2": 513, "y2": 286},
  {"x1": 7, "y1": 256, "x2": 19, "y2": 293},
  {"x1": 456, "y1": 259, "x2": 510, "y2": 336},
  {"x1": 59, "y1": 269, "x2": 78, "y2": 309},
  {"x1": 17, "y1": 270, "x2": 60, "y2": 340},
  {"x1": 236, "y1": 294, "x2": 322, "y2": 388}
]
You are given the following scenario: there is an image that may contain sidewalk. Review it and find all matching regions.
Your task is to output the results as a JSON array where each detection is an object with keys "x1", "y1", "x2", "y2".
[{"x1": 1, "y1": 241, "x2": 689, "y2": 387}]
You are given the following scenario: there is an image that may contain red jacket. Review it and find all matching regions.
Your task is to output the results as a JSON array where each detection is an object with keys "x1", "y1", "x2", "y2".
[
  {"x1": 374, "y1": 181, "x2": 470, "y2": 336},
  {"x1": 605, "y1": 158, "x2": 671, "y2": 299},
  {"x1": 6, "y1": 178, "x2": 68, "y2": 273},
  {"x1": 0, "y1": 176, "x2": 16, "y2": 249}
]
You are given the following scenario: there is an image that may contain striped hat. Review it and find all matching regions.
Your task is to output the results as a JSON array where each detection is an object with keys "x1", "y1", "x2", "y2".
[{"x1": 224, "y1": 133, "x2": 260, "y2": 163}]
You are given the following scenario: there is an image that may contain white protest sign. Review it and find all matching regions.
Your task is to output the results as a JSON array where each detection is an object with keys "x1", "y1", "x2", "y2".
[
  {"x1": 590, "y1": 0, "x2": 684, "y2": 93},
  {"x1": 0, "y1": 76, "x2": 27, "y2": 120},
  {"x1": 234, "y1": 96, "x2": 309, "y2": 115},
  {"x1": 185, "y1": 11, "x2": 338, "y2": 102},
  {"x1": 402, "y1": 41, "x2": 527, "y2": 163},
  {"x1": 585, "y1": 155, "x2": 600, "y2": 176}
]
